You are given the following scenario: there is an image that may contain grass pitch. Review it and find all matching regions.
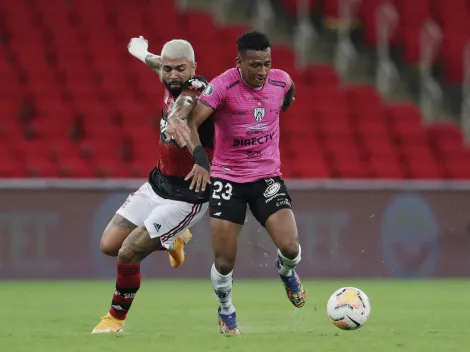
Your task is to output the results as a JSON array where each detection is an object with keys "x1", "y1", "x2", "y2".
[{"x1": 0, "y1": 279, "x2": 468, "y2": 351}]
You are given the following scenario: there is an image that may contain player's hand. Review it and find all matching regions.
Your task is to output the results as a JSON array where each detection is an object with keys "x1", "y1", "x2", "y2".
[
  {"x1": 165, "y1": 117, "x2": 190, "y2": 147},
  {"x1": 128, "y1": 36, "x2": 148, "y2": 58},
  {"x1": 185, "y1": 164, "x2": 211, "y2": 192}
]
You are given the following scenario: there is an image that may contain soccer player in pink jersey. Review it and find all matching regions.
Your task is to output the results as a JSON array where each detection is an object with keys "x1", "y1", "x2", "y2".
[{"x1": 166, "y1": 31, "x2": 305, "y2": 334}]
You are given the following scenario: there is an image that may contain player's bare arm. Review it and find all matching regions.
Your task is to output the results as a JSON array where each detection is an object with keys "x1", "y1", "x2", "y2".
[
  {"x1": 281, "y1": 81, "x2": 295, "y2": 111},
  {"x1": 170, "y1": 100, "x2": 214, "y2": 152},
  {"x1": 164, "y1": 91, "x2": 198, "y2": 146},
  {"x1": 144, "y1": 54, "x2": 163, "y2": 76},
  {"x1": 180, "y1": 101, "x2": 214, "y2": 192},
  {"x1": 128, "y1": 36, "x2": 163, "y2": 78}
]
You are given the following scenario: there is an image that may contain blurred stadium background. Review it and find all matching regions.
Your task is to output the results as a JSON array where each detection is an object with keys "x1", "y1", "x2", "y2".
[
  {"x1": 1, "y1": 1, "x2": 470, "y2": 350},
  {"x1": 0, "y1": 0, "x2": 468, "y2": 279}
]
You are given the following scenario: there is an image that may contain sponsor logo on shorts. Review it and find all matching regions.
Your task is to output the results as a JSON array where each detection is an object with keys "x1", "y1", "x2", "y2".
[
  {"x1": 264, "y1": 182, "x2": 281, "y2": 198},
  {"x1": 263, "y1": 179, "x2": 287, "y2": 203},
  {"x1": 233, "y1": 132, "x2": 274, "y2": 147},
  {"x1": 276, "y1": 199, "x2": 291, "y2": 207},
  {"x1": 153, "y1": 223, "x2": 162, "y2": 232},
  {"x1": 265, "y1": 193, "x2": 286, "y2": 203}
]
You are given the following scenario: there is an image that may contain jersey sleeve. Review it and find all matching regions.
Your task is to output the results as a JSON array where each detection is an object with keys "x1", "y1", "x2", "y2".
[
  {"x1": 181, "y1": 75, "x2": 209, "y2": 96},
  {"x1": 198, "y1": 76, "x2": 226, "y2": 111},
  {"x1": 280, "y1": 70, "x2": 293, "y2": 95},
  {"x1": 268, "y1": 69, "x2": 293, "y2": 95}
]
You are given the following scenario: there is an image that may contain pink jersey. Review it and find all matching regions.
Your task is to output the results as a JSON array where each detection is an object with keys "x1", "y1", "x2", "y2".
[{"x1": 199, "y1": 68, "x2": 292, "y2": 183}]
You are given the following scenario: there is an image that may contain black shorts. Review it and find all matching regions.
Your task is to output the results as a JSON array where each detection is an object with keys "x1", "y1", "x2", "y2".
[{"x1": 209, "y1": 176, "x2": 292, "y2": 226}]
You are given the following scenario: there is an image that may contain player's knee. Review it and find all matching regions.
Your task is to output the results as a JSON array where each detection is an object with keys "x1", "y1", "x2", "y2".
[
  {"x1": 117, "y1": 244, "x2": 137, "y2": 264},
  {"x1": 278, "y1": 239, "x2": 300, "y2": 260},
  {"x1": 214, "y1": 256, "x2": 235, "y2": 276},
  {"x1": 100, "y1": 237, "x2": 119, "y2": 257}
]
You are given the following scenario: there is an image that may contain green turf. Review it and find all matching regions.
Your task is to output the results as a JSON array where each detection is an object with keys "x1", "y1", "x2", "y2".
[{"x1": 0, "y1": 279, "x2": 468, "y2": 351}]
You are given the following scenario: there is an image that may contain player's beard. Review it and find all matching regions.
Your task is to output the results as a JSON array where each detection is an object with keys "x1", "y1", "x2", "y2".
[{"x1": 164, "y1": 80, "x2": 183, "y2": 97}]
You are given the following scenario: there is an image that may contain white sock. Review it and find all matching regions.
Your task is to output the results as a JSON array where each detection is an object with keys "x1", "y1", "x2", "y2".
[
  {"x1": 277, "y1": 245, "x2": 302, "y2": 276},
  {"x1": 211, "y1": 263, "x2": 235, "y2": 315}
]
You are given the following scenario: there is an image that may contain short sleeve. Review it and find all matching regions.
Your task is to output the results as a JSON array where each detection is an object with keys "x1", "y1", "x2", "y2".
[
  {"x1": 268, "y1": 69, "x2": 293, "y2": 95},
  {"x1": 280, "y1": 71, "x2": 293, "y2": 95},
  {"x1": 198, "y1": 76, "x2": 226, "y2": 111},
  {"x1": 181, "y1": 76, "x2": 209, "y2": 96}
]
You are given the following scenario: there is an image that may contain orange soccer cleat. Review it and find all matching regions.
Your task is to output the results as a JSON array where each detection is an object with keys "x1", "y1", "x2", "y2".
[
  {"x1": 168, "y1": 229, "x2": 192, "y2": 268},
  {"x1": 91, "y1": 313, "x2": 125, "y2": 334}
]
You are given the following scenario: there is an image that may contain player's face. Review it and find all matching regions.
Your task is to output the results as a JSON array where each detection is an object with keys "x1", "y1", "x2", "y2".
[
  {"x1": 161, "y1": 56, "x2": 196, "y2": 96},
  {"x1": 237, "y1": 48, "x2": 272, "y2": 88}
]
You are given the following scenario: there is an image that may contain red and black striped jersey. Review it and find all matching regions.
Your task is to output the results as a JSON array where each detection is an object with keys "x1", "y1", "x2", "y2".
[{"x1": 149, "y1": 75, "x2": 214, "y2": 204}]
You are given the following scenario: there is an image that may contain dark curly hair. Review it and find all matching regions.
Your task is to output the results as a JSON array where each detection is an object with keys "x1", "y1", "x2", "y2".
[{"x1": 237, "y1": 31, "x2": 271, "y2": 54}]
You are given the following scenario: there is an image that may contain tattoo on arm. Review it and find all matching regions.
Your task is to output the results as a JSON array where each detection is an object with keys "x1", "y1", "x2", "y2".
[
  {"x1": 181, "y1": 101, "x2": 214, "y2": 153},
  {"x1": 168, "y1": 92, "x2": 197, "y2": 122},
  {"x1": 144, "y1": 54, "x2": 163, "y2": 78},
  {"x1": 112, "y1": 215, "x2": 137, "y2": 230},
  {"x1": 168, "y1": 93, "x2": 200, "y2": 152},
  {"x1": 281, "y1": 81, "x2": 295, "y2": 111}
]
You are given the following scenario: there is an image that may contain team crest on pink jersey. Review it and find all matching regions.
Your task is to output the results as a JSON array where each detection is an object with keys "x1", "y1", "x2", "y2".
[{"x1": 253, "y1": 107, "x2": 265, "y2": 122}]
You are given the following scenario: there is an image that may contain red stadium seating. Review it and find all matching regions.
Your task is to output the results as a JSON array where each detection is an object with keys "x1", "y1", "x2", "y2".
[{"x1": 1, "y1": 0, "x2": 470, "y2": 180}]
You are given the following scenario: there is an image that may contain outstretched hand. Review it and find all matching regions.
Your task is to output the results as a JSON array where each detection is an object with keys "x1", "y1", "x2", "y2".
[
  {"x1": 185, "y1": 164, "x2": 211, "y2": 192},
  {"x1": 128, "y1": 36, "x2": 148, "y2": 57}
]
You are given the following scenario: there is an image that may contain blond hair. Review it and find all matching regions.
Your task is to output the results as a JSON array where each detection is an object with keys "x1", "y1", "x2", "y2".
[{"x1": 161, "y1": 39, "x2": 195, "y2": 62}]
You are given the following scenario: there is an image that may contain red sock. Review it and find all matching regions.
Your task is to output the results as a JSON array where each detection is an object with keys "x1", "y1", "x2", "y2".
[{"x1": 109, "y1": 263, "x2": 141, "y2": 320}]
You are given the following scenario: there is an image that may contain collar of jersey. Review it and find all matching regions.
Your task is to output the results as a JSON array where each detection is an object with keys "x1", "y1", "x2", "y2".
[{"x1": 237, "y1": 68, "x2": 264, "y2": 91}]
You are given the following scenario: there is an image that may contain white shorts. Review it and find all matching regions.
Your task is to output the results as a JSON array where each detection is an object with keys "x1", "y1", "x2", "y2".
[{"x1": 116, "y1": 182, "x2": 208, "y2": 249}]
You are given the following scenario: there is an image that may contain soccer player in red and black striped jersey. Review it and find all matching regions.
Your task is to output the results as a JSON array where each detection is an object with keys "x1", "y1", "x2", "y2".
[{"x1": 92, "y1": 37, "x2": 213, "y2": 334}]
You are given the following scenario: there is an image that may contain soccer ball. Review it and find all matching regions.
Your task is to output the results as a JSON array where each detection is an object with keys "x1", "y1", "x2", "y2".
[{"x1": 327, "y1": 287, "x2": 371, "y2": 330}]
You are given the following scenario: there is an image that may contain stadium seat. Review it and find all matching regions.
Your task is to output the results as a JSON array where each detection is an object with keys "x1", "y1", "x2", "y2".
[
  {"x1": 0, "y1": 159, "x2": 26, "y2": 177},
  {"x1": 439, "y1": 31, "x2": 468, "y2": 85},
  {"x1": 359, "y1": 0, "x2": 386, "y2": 47},
  {"x1": 26, "y1": 160, "x2": 59, "y2": 178},
  {"x1": 394, "y1": 0, "x2": 432, "y2": 28},
  {"x1": 432, "y1": 0, "x2": 470, "y2": 28},
  {"x1": 1, "y1": 0, "x2": 469, "y2": 180},
  {"x1": 369, "y1": 156, "x2": 407, "y2": 179},
  {"x1": 302, "y1": 65, "x2": 341, "y2": 87}
]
